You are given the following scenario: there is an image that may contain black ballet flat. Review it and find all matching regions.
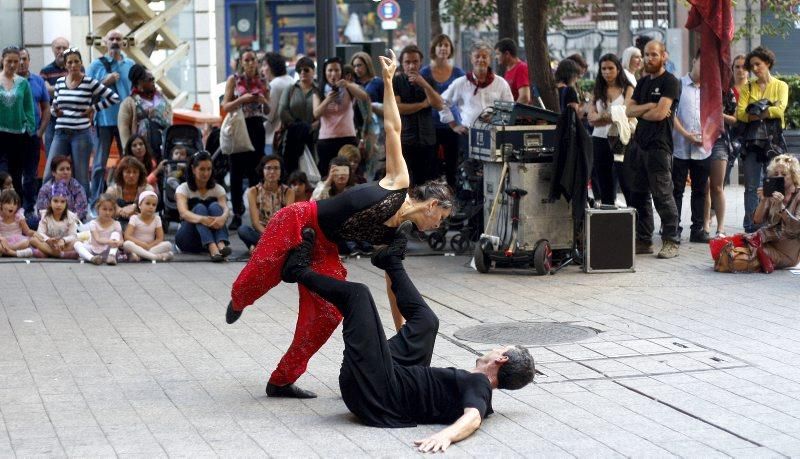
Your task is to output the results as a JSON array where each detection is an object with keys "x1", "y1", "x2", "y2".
[
  {"x1": 266, "y1": 383, "x2": 317, "y2": 399},
  {"x1": 226, "y1": 301, "x2": 242, "y2": 324},
  {"x1": 210, "y1": 253, "x2": 225, "y2": 263},
  {"x1": 219, "y1": 244, "x2": 232, "y2": 257}
]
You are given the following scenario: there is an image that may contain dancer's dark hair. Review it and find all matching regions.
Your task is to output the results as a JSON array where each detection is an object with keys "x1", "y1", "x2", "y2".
[{"x1": 409, "y1": 179, "x2": 454, "y2": 209}]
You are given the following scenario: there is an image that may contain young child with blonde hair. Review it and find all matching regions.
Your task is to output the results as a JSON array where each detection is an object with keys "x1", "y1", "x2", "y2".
[
  {"x1": 29, "y1": 181, "x2": 80, "y2": 259},
  {"x1": 74, "y1": 194, "x2": 123, "y2": 265},
  {"x1": 123, "y1": 190, "x2": 174, "y2": 261},
  {"x1": 0, "y1": 190, "x2": 35, "y2": 258}
]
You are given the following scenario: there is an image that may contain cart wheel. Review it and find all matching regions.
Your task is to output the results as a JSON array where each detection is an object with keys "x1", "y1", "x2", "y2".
[
  {"x1": 450, "y1": 234, "x2": 469, "y2": 253},
  {"x1": 533, "y1": 240, "x2": 553, "y2": 275},
  {"x1": 474, "y1": 241, "x2": 491, "y2": 273},
  {"x1": 428, "y1": 232, "x2": 446, "y2": 251}
]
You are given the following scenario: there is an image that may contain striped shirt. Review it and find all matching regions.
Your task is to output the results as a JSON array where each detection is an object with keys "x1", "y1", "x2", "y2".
[{"x1": 50, "y1": 76, "x2": 119, "y2": 130}]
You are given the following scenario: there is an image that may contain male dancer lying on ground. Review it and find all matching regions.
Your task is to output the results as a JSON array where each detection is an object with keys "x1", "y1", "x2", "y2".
[{"x1": 281, "y1": 223, "x2": 535, "y2": 452}]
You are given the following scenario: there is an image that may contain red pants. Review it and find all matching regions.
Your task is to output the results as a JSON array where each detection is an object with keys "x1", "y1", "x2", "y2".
[{"x1": 231, "y1": 201, "x2": 346, "y2": 386}]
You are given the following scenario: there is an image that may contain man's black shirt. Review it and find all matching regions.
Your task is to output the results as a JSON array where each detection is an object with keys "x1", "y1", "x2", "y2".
[
  {"x1": 393, "y1": 73, "x2": 436, "y2": 146},
  {"x1": 632, "y1": 71, "x2": 681, "y2": 152}
]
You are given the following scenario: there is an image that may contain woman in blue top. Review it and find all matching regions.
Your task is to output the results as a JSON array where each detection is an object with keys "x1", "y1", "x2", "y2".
[{"x1": 420, "y1": 34, "x2": 465, "y2": 188}]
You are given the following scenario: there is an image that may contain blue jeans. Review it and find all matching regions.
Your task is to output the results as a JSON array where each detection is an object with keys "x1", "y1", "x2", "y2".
[
  {"x1": 742, "y1": 151, "x2": 767, "y2": 233},
  {"x1": 237, "y1": 224, "x2": 262, "y2": 248},
  {"x1": 175, "y1": 202, "x2": 230, "y2": 253},
  {"x1": 46, "y1": 128, "x2": 94, "y2": 195},
  {"x1": 90, "y1": 126, "x2": 121, "y2": 207}
]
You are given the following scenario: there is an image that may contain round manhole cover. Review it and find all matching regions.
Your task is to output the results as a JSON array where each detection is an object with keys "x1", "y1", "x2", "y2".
[{"x1": 454, "y1": 322, "x2": 598, "y2": 346}]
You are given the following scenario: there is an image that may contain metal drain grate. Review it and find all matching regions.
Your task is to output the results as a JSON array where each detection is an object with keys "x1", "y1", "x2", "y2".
[{"x1": 454, "y1": 322, "x2": 599, "y2": 346}]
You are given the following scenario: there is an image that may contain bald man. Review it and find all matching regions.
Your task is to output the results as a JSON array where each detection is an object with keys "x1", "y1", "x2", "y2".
[
  {"x1": 625, "y1": 40, "x2": 682, "y2": 259},
  {"x1": 87, "y1": 30, "x2": 135, "y2": 208},
  {"x1": 40, "y1": 37, "x2": 71, "y2": 156}
]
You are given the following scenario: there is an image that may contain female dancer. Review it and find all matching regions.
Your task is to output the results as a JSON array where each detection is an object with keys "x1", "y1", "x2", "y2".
[{"x1": 226, "y1": 51, "x2": 454, "y2": 399}]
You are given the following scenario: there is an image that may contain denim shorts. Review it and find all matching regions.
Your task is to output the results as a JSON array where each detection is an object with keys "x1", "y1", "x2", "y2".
[{"x1": 710, "y1": 137, "x2": 729, "y2": 161}]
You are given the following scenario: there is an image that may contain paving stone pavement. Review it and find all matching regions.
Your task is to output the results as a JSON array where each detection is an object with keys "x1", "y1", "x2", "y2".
[{"x1": 2, "y1": 185, "x2": 800, "y2": 457}]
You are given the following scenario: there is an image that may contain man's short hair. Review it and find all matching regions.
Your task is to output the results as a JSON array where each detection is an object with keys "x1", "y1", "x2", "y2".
[
  {"x1": 471, "y1": 41, "x2": 493, "y2": 56},
  {"x1": 264, "y1": 52, "x2": 287, "y2": 77},
  {"x1": 399, "y1": 44, "x2": 424, "y2": 64},
  {"x1": 495, "y1": 38, "x2": 517, "y2": 57},
  {"x1": 497, "y1": 345, "x2": 535, "y2": 390}
]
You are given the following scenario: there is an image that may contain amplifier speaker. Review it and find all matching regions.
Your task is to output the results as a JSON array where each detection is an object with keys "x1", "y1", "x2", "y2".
[{"x1": 584, "y1": 208, "x2": 635, "y2": 273}]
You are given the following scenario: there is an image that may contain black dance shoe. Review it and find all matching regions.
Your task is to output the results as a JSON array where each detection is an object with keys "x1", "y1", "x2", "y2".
[
  {"x1": 371, "y1": 220, "x2": 413, "y2": 270},
  {"x1": 226, "y1": 301, "x2": 242, "y2": 324},
  {"x1": 266, "y1": 383, "x2": 317, "y2": 399},
  {"x1": 281, "y1": 228, "x2": 316, "y2": 283}
]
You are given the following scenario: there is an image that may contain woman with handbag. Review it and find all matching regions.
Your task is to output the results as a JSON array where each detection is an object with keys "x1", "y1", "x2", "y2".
[
  {"x1": 225, "y1": 51, "x2": 455, "y2": 399},
  {"x1": 735, "y1": 46, "x2": 789, "y2": 233},
  {"x1": 712, "y1": 155, "x2": 800, "y2": 273},
  {"x1": 278, "y1": 56, "x2": 318, "y2": 176},
  {"x1": 588, "y1": 54, "x2": 633, "y2": 206},
  {"x1": 222, "y1": 48, "x2": 269, "y2": 231}
]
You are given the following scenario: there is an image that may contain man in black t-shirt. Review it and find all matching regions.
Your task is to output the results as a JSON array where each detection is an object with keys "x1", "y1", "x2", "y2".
[
  {"x1": 394, "y1": 45, "x2": 444, "y2": 185},
  {"x1": 625, "y1": 40, "x2": 682, "y2": 259},
  {"x1": 281, "y1": 226, "x2": 535, "y2": 453}
]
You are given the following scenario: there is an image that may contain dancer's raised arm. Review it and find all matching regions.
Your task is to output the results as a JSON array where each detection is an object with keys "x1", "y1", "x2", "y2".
[{"x1": 378, "y1": 50, "x2": 409, "y2": 190}]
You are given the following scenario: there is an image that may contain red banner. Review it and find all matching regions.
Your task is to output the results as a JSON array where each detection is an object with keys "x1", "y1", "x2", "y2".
[{"x1": 685, "y1": 0, "x2": 734, "y2": 152}]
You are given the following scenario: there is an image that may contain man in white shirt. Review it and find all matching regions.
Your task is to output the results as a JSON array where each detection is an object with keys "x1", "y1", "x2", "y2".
[
  {"x1": 671, "y1": 50, "x2": 711, "y2": 243},
  {"x1": 262, "y1": 52, "x2": 295, "y2": 155},
  {"x1": 440, "y1": 41, "x2": 513, "y2": 133}
]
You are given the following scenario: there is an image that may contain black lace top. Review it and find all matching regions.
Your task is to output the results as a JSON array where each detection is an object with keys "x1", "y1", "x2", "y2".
[{"x1": 316, "y1": 182, "x2": 407, "y2": 244}]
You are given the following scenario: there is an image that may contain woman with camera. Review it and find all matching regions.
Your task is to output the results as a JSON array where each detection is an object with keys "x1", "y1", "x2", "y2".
[
  {"x1": 735, "y1": 46, "x2": 789, "y2": 233},
  {"x1": 750, "y1": 155, "x2": 800, "y2": 271}
]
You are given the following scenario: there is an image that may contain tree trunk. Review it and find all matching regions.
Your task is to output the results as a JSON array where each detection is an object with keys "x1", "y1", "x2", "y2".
[
  {"x1": 497, "y1": 0, "x2": 519, "y2": 44},
  {"x1": 431, "y1": 0, "x2": 442, "y2": 37},
  {"x1": 523, "y1": 0, "x2": 557, "y2": 110},
  {"x1": 616, "y1": 0, "x2": 633, "y2": 55}
]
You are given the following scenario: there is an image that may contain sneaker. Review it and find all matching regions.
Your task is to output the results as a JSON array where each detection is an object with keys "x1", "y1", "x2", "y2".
[
  {"x1": 657, "y1": 240, "x2": 679, "y2": 259},
  {"x1": 371, "y1": 221, "x2": 412, "y2": 270},
  {"x1": 635, "y1": 240, "x2": 654, "y2": 254},
  {"x1": 229, "y1": 215, "x2": 242, "y2": 231},
  {"x1": 689, "y1": 231, "x2": 711, "y2": 243},
  {"x1": 281, "y1": 228, "x2": 316, "y2": 283}
]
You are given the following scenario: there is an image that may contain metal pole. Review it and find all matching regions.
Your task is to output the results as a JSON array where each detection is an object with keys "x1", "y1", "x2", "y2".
[
  {"x1": 415, "y1": 0, "x2": 431, "y2": 60},
  {"x1": 316, "y1": 0, "x2": 337, "y2": 82}
]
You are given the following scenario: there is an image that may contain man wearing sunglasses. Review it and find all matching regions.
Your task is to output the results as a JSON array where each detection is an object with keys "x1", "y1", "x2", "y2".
[{"x1": 87, "y1": 30, "x2": 135, "y2": 209}]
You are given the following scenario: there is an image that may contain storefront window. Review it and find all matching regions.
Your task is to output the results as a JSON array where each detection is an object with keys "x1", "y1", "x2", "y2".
[{"x1": 165, "y1": 0, "x2": 198, "y2": 105}]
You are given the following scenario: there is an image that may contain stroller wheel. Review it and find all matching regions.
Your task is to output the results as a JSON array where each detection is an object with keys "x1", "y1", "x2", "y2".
[
  {"x1": 450, "y1": 234, "x2": 470, "y2": 253},
  {"x1": 428, "y1": 232, "x2": 446, "y2": 251},
  {"x1": 474, "y1": 240, "x2": 491, "y2": 273},
  {"x1": 533, "y1": 240, "x2": 553, "y2": 276}
]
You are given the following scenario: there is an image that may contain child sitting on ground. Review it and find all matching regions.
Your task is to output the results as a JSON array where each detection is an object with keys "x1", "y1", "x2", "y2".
[
  {"x1": 29, "y1": 181, "x2": 80, "y2": 259},
  {"x1": 74, "y1": 194, "x2": 123, "y2": 265},
  {"x1": 0, "y1": 189, "x2": 35, "y2": 258},
  {"x1": 123, "y1": 190, "x2": 174, "y2": 262}
]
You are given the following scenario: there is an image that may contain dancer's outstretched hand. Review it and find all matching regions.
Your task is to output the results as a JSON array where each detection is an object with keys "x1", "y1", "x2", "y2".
[
  {"x1": 378, "y1": 49, "x2": 397, "y2": 80},
  {"x1": 414, "y1": 432, "x2": 452, "y2": 453}
]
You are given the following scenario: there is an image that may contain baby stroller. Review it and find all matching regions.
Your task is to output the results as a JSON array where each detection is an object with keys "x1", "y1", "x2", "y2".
[
  {"x1": 160, "y1": 124, "x2": 204, "y2": 229},
  {"x1": 427, "y1": 159, "x2": 484, "y2": 253}
]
